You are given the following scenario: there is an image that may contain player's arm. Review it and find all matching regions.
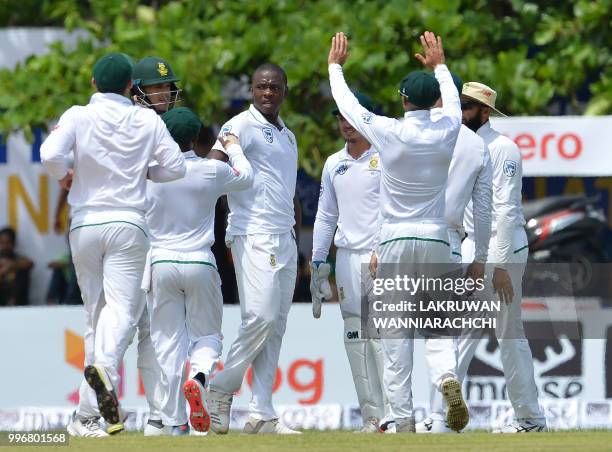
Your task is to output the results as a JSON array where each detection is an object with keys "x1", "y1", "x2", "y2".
[
  {"x1": 149, "y1": 115, "x2": 186, "y2": 182},
  {"x1": 328, "y1": 33, "x2": 395, "y2": 151},
  {"x1": 312, "y1": 159, "x2": 339, "y2": 263},
  {"x1": 41, "y1": 108, "x2": 77, "y2": 181},
  {"x1": 311, "y1": 159, "x2": 338, "y2": 316},
  {"x1": 471, "y1": 144, "x2": 493, "y2": 263},
  {"x1": 492, "y1": 141, "x2": 522, "y2": 265},
  {"x1": 214, "y1": 134, "x2": 254, "y2": 193}
]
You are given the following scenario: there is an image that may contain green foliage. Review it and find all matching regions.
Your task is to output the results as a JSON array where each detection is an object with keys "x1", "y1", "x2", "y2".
[{"x1": 1, "y1": 0, "x2": 610, "y2": 176}]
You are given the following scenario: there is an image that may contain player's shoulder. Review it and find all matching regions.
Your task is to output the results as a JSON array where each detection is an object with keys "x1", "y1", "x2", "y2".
[
  {"x1": 221, "y1": 110, "x2": 252, "y2": 134},
  {"x1": 489, "y1": 128, "x2": 520, "y2": 160},
  {"x1": 324, "y1": 148, "x2": 346, "y2": 171}
]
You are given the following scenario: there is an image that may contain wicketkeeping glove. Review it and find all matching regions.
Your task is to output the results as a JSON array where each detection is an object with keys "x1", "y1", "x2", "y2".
[{"x1": 310, "y1": 261, "x2": 333, "y2": 319}]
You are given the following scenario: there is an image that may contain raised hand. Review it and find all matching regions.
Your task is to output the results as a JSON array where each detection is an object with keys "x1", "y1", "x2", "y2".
[
  {"x1": 414, "y1": 31, "x2": 446, "y2": 69},
  {"x1": 328, "y1": 32, "x2": 349, "y2": 66}
]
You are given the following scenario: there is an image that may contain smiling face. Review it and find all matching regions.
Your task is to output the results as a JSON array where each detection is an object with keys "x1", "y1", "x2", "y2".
[
  {"x1": 251, "y1": 69, "x2": 287, "y2": 118},
  {"x1": 337, "y1": 114, "x2": 363, "y2": 142}
]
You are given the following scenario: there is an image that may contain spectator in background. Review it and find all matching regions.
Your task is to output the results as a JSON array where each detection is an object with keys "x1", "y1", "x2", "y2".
[
  {"x1": 0, "y1": 227, "x2": 34, "y2": 306},
  {"x1": 46, "y1": 239, "x2": 82, "y2": 305}
]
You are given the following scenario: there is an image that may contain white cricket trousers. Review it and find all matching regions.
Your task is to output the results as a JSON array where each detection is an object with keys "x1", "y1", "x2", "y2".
[
  {"x1": 335, "y1": 248, "x2": 387, "y2": 423},
  {"x1": 70, "y1": 221, "x2": 148, "y2": 418},
  {"x1": 146, "y1": 249, "x2": 223, "y2": 426},
  {"x1": 377, "y1": 222, "x2": 457, "y2": 420},
  {"x1": 457, "y1": 227, "x2": 544, "y2": 421},
  {"x1": 210, "y1": 232, "x2": 297, "y2": 420}
]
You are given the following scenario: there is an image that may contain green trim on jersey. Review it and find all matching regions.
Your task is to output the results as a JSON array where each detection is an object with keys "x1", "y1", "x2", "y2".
[
  {"x1": 379, "y1": 236, "x2": 451, "y2": 248},
  {"x1": 513, "y1": 245, "x2": 529, "y2": 254},
  {"x1": 151, "y1": 259, "x2": 216, "y2": 269},
  {"x1": 70, "y1": 221, "x2": 147, "y2": 237}
]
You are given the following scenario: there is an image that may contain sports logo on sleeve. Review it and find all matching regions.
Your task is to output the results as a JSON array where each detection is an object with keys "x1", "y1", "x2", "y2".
[
  {"x1": 221, "y1": 124, "x2": 232, "y2": 136},
  {"x1": 503, "y1": 160, "x2": 517, "y2": 177},
  {"x1": 335, "y1": 162, "x2": 349, "y2": 175},
  {"x1": 361, "y1": 112, "x2": 373, "y2": 124},
  {"x1": 319, "y1": 184, "x2": 324, "y2": 198},
  {"x1": 262, "y1": 127, "x2": 274, "y2": 143}
]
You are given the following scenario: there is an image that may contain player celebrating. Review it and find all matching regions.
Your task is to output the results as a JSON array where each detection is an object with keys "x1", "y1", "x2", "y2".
[
  {"x1": 328, "y1": 32, "x2": 468, "y2": 432},
  {"x1": 416, "y1": 73, "x2": 493, "y2": 433},
  {"x1": 311, "y1": 93, "x2": 388, "y2": 432},
  {"x1": 41, "y1": 53, "x2": 186, "y2": 437},
  {"x1": 144, "y1": 107, "x2": 253, "y2": 434},
  {"x1": 459, "y1": 82, "x2": 547, "y2": 433},
  {"x1": 132, "y1": 56, "x2": 181, "y2": 114},
  {"x1": 205, "y1": 63, "x2": 301, "y2": 435}
]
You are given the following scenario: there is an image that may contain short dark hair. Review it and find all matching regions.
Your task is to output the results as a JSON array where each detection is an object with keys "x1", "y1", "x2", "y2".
[
  {"x1": 0, "y1": 227, "x2": 16, "y2": 246},
  {"x1": 253, "y1": 63, "x2": 288, "y2": 86}
]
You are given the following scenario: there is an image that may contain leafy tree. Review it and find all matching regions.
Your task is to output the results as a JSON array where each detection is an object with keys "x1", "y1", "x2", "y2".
[{"x1": 1, "y1": 0, "x2": 610, "y2": 176}]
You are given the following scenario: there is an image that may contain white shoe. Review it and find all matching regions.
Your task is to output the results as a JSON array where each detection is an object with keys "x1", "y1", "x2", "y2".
[
  {"x1": 441, "y1": 377, "x2": 469, "y2": 432},
  {"x1": 242, "y1": 418, "x2": 302, "y2": 434},
  {"x1": 143, "y1": 419, "x2": 170, "y2": 436},
  {"x1": 416, "y1": 416, "x2": 455, "y2": 434},
  {"x1": 84, "y1": 364, "x2": 124, "y2": 435},
  {"x1": 356, "y1": 417, "x2": 380, "y2": 433},
  {"x1": 396, "y1": 417, "x2": 416, "y2": 433},
  {"x1": 378, "y1": 415, "x2": 396, "y2": 433},
  {"x1": 67, "y1": 414, "x2": 109, "y2": 438},
  {"x1": 206, "y1": 389, "x2": 232, "y2": 434},
  {"x1": 493, "y1": 419, "x2": 548, "y2": 433}
]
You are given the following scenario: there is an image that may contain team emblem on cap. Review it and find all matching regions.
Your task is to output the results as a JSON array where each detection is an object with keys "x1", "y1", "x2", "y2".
[
  {"x1": 262, "y1": 127, "x2": 274, "y2": 143},
  {"x1": 361, "y1": 112, "x2": 373, "y2": 124},
  {"x1": 369, "y1": 156, "x2": 379, "y2": 170},
  {"x1": 157, "y1": 62, "x2": 168, "y2": 77},
  {"x1": 503, "y1": 160, "x2": 517, "y2": 177}
]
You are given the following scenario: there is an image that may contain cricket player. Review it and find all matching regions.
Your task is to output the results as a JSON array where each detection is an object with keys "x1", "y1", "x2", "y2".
[
  {"x1": 41, "y1": 53, "x2": 186, "y2": 437},
  {"x1": 328, "y1": 31, "x2": 468, "y2": 432},
  {"x1": 144, "y1": 107, "x2": 253, "y2": 435},
  {"x1": 129, "y1": 54, "x2": 183, "y2": 436},
  {"x1": 417, "y1": 74, "x2": 494, "y2": 433},
  {"x1": 132, "y1": 56, "x2": 181, "y2": 114},
  {"x1": 458, "y1": 81, "x2": 547, "y2": 433},
  {"x1": 311, "y1": 93, "x2": 388, "y2": 432},
  {"x1": 205, "y1": 63, "x2": 300, "y2": 435}
]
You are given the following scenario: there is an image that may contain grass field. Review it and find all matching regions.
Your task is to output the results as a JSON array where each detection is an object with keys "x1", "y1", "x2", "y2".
[{"x1": 10, "y1": 431, "x2": 612, "y2": 452}]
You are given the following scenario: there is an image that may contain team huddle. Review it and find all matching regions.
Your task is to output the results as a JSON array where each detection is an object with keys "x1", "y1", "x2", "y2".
[{"x1": 39, "y1": 30, "x2": 545, "y2": 437}]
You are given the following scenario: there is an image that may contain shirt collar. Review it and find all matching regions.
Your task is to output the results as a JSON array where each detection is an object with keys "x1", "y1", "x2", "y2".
[
  {"x1": 248, "y1": 104, "x2": 285, "y2": 129},
  {"x1": 183, "y1": 150, "x2": 197, "y2": 159},
  {"x1": 476, "y1": 121, "x2": 492, "y2": 137},
  {"x1": 340, "y1": 145, "x2": 374, "y2": 161},
  {"x1": 403, "y1": 109, "x2": 431, "y2": 120},
  {"x1": 90, "y1": 92, "x2": 134, "y2": 106}
]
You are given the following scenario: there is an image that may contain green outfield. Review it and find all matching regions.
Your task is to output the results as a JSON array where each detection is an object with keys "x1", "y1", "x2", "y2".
[{"x1": 12, "y1": 431, "x2": 612, "y2": 452}]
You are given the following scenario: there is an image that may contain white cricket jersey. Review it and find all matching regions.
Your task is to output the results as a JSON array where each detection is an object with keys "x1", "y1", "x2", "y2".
[
  {"x1": 41, "y1": 93, "x2": 185, "y2": 228},
  {"x1": 466, "y1": 121, "x2": 526, "y2": 264},
  {"x1": 211, "y1": 104, "x2": 298, "y2": 235},
  {"x1": 312, "y1": 147, "x2": 381, "y2": 262},
  {"x1": 431, "y1": 108, "x2": 493, "y2": 263},
  {"x1": 329, "y1": 64, "x2": 461, "y2": 224},
  {"x1": 146, "y1": 147, "x2": 253, "y2": 253}
]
